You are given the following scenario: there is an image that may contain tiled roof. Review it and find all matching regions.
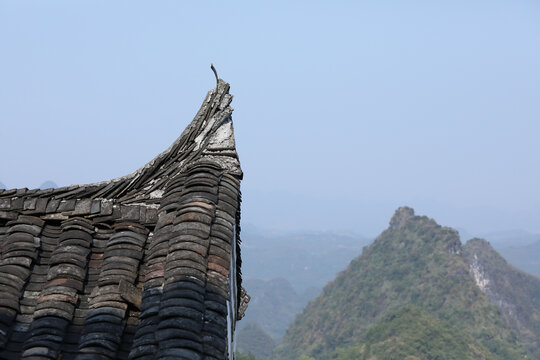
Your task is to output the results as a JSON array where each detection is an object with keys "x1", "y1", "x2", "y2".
[{"x1": 0, "y1": 77, "x2": 247, "y2": 360}]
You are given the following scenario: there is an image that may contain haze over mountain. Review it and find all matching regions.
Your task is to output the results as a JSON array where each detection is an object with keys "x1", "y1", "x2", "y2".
[
  {"x1": 2, "y1": 3, "x2": 538, "y2": 358},
  {"x1": 241, "y1": 226, "x2": 369, "y2": 292},
  {"x1": 239, "y1": 225, "x2": 539, "y2": 294},
  {"x1": 274, "y1": 207, "x2": 540, "y2": 360},
  {"x1": 238, "y1": 278, "x2": 319, "y2": 343},
  {"x1": 237, "y1": 217, "x2": 540, "y2": 359},
  {"x1": 3, "y1": 2, "x2": 539, "y2": 239},
  {"x1": 459, "y1": 228, "x2": 540, "y2": 249},
  {"x1": 497, "y1": 240, "x2": 540, "y2": 278},
  {"x1": 237, "y1": 230, "x2": 368, "y2": 357},
  {"x1": 0, "y1": 182, "x2": 5, "y2": 190}
]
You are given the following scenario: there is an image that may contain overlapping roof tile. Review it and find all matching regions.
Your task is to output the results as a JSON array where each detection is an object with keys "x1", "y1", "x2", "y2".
[{"x1": 0, "y1": 75, "x2": 248, "y2": 360}]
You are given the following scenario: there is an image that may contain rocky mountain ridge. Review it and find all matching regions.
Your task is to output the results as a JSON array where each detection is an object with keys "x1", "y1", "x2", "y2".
[
  {"x1": 463, "y1": 238, "x2": 540, "y2": 358},
  {"x1": 273, "y1": 207, "x2": 539, "y2": 360}
]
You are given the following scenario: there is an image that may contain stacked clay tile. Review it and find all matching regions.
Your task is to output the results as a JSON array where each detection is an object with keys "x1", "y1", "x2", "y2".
[{"x1": 0, "y1": 76, "x2": 249, "y2": 360}]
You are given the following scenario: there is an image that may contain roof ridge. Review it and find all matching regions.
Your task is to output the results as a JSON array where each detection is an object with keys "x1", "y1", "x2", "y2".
[{"x1": 0, "y1": 78, "x2": 238, "y2": 204}]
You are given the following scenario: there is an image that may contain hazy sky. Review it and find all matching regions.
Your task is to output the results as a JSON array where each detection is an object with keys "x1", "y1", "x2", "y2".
[{"x1": 1, "y1": 1, "x2": 539, "y2": 237}]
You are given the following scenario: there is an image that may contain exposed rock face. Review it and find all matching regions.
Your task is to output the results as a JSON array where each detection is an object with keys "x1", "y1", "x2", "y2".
[
  {"x1": 468, "y1": 252, "x2": 490, "y2": 291},
  {"x1": 0, "y1": 78, "x2": 245, "y2": 360},
  {"x1": 463, "y1": 238, "x2": 540, "y2": 359}
]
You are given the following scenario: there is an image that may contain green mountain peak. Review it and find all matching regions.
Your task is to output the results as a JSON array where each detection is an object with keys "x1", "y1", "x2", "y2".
[
  {"x1": 388, "y1": 206, "x2": 415, "y2": 230},
  {"x1": 274, "y1": 208, "x2": 534, "y2": 360}
]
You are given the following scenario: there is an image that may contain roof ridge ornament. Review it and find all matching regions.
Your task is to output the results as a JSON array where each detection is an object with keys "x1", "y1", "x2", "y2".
[{"x1": 211, "y1": 63, "x2": 219, "y2": 87}]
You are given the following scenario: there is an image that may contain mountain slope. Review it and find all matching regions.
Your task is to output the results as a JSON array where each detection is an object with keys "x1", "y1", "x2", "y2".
[
  {"x1": 237, "y1": 324, "x2": 277, "y2": 358},
  {"x1": 275, "y1": 207, "x2": 528, "y2": 360},
  {"x1": 239, "y1": 278, "x2": 320, "y2": 341},
  {"x1": 329, "y1": 305, "x2": 503, "y2": 360},
  {"x1": 463, "y1": 238, "x2": 540, "y2": 358}
]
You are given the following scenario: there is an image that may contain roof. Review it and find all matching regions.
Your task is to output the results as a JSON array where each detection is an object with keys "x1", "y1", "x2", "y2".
[{"x1": 0, "y1": 76, "x2": 247, "y2": 360}]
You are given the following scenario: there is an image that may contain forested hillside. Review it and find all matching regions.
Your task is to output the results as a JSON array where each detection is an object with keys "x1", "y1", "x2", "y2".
[{"x1": 274, "y1": 207, "x2": 534, "y2": 360}]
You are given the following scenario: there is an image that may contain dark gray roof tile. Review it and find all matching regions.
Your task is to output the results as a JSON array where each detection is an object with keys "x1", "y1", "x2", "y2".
[{"x1": 0, "y1": 78, "x2": 244, "y2": 359}]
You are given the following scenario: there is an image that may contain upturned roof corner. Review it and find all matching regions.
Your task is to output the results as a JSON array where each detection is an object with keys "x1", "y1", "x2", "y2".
[{"x1": 0, "y1": 75, "x2": 246, "y2": 360}]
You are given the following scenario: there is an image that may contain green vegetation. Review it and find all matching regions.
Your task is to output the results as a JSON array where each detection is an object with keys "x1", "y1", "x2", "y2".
[
  {"x1": 236, "y1": 352, "x2": 265, "y2": 360},
  {"x1": 237, "y1": 324, "x2": 278, "y2": 358},
  {"x1": 273, "y1": 208, "x2": 529, "y2": 360},
  {"x1": 328, "y1": 305, "x2": 512, "y2": 360},
  {"x1": 239, "y1": 278, "x2": 320, "y2": 341},
  {"x1": 463, "y1": 238, "x2": 540, "y2": 358}
]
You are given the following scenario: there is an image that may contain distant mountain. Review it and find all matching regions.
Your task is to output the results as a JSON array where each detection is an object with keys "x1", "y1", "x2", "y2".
[
  {"x1": 239, "y1": 224, "x2": 540, "y2": 357},
  {"x1": 274, "y1": 207, "x2": 533, "y2": 360},
  {"x1": 496, "y1": 240, "x2": 540, "y2": 278},
  {"x1": 237, "y1": 324, "x2": 277, "y2": 358},
  {"x1": 239, "y1": 278, "x2": 319, "y2": 342},
  {"x1": 39, "y1": 180, "x2": 58, "y2": 189},
  {"x1": 238, "y1": 230, "x2": 368, "y2": 351},
  {"x1": 241, "y1": 228, "x2": 370, "y2": 291},
  {"x1": 483, "y1": 229, "x2": 540, "y2": 249},
  {"x1": 0, "y1": 181, "x2": 58, "y2": 190}
]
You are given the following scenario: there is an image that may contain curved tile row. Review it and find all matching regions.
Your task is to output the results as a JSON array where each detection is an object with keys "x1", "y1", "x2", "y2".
[
  {"x1": 0, "y1": 215, "x2": 44, "y2": 351},
  {"x1": 204, "y1": 173, "x2": 241, "y2": 360},
  {"x1": 159, "y1": 165, "x2": 219, "y2": 360},
  {"x1": 76, "y1": 223, "x2": 148, "y2": 359},
  {"x1": 128, "y1": 162, "x2": 242, "y2": 360},
  {"x1": 0, "y1": 78, "x2": 244, "y2": 359},
  {"x1": 0, "y1": 168, "x2": 243, "y2": 360},
  {"x1": 21, "y1": 217, "x2": 94, "y2": 359}
]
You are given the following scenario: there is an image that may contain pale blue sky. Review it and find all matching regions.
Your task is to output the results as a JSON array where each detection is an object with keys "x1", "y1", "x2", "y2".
[{"x1": 1, "y1": 1, "x2": 539, "y2": 237}]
